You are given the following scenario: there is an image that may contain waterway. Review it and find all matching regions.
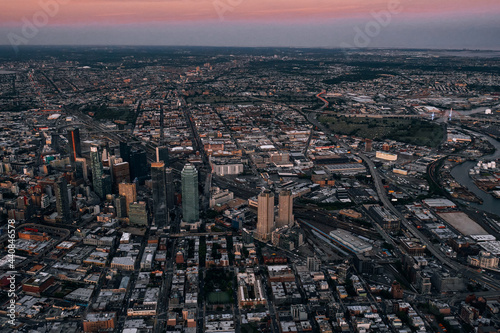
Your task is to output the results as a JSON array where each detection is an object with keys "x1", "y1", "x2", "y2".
[{"x1": 450, "y1": 133, "x2": 500, "y2": 216}]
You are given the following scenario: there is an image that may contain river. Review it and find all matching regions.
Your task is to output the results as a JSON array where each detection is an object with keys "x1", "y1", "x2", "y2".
[{"x1": 450, "y1": 133, "x2": 500, "y2": 216}]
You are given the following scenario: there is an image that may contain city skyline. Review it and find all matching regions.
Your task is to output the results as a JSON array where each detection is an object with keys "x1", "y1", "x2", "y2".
[{"x1": 2, "y1": 43, "x2": 500, "y2": 332}]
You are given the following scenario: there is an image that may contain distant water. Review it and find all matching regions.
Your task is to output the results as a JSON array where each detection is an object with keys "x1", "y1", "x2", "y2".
[
  {"x1": 431, "y1": 50, "x2": 500, "y2": 58},
  {"x1": 450, "y1": 134, "x2": 500, "y2": 216}
]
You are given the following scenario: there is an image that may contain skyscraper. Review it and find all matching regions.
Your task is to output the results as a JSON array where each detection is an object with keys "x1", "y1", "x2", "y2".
[
  {"x1": 365, "y1": 139, "x2": 373, "y2": 153},
  {"x1": 118, "y1": 182, "x2": 137, "y2": 216},
  {"x1": 75, "y1": 157, "x2": 88, "y2": 181},
  {"x1": 90, "y1": 145, "x2": 106, "y2": 198},
  {"x1": 257, "y1": 190, "x2": 275, "y2": 241},
  {"x1": 129, "y1": 149, "x2": 148, "y2": 183},
  {"x1": 307, "y1": 256, "x2": 321, "y2": 272},
  {"x1": 156, "y1": 146, "x2": 170, "y2": 167},
  {"x1": 115, "y1": 195, "x2": 127, "y2": 219},
  {"x1": 55, "y1": 177, "x2": 70, "y2": 222},
  {"x1": 66, "y1": 127, "x2": 81, "y2": 163},
  {"x1": 120, "y1": 141, "x2": 131, "y2": 162},
  {"x1": 181, "y1": 164, "x2": 199, "y2": 223},
  {"x1": 112, "y1": 161, "x2": 130, "y2": 191},
  {"x1": 129, "y1": 201, "x2": 148, "y2": 226},
  {"x1": 276, "y1": 190, "x2": 294, "y2": 228},
  {"x1": 165, "y1": 167, "x2": 175, "y2": 210},
  {"x1": 151, "y1": 162, "x2": 167, "y2": 227}
]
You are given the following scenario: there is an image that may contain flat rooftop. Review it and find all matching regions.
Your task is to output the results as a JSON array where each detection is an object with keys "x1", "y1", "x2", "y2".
[{"x1": 438, "y1": 212, "x2": 488, "y2": 236}]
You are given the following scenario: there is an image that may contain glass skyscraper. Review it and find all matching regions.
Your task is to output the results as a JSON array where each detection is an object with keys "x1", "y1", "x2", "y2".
[
  {"x1": 165, "y1": 167, "x2": 175, "y2": 210},
  {"x1": 156, "y1": 146, "x2": 170, "y2": 167},
  {"x1": 66, "y1": 127, "x2": 81, "y2": 163},
  {"x1": 90, "y1": 145, "x2": 110, "y2": 199},
  {"x1": 151, "y1": 162, "x2": 167, "y2": 227},
  {"x1": 181, "y1": 163, "x2": 199, "y2": 223},
  {"x1": 55, "y1": 177, "x2": 70, "y2": 222}
]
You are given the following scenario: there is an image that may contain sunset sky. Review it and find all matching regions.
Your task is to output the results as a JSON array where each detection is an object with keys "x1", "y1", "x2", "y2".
[{"x1": 1, "y1": 0, "x2": 499, "y2": 49}]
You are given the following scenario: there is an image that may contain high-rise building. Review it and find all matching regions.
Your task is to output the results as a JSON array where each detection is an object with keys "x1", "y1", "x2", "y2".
[
  {"x1": 129, "y1": 201, "x2": 148, "y2": 226},
  {"x1": 365, "y1": 139, "x2": 373, "y2": 153},
  {"x1": 151, "y1": 162, "x2": 168, "y2": 227},
  {"x1": 256, "y1": 190, "x2": 275, "y2": 241},
  {"x1": 156, "y1": 146, "x2": 170, "y2": 167},
  {"x1": 55, "y1": 177, "x2": 70, "y2": 222},
  {"x1": 119, "y1": 142, "x2": 131, "y2": 163},
  {"x1": 112, "y1": 161, "x2": 130, "y2": 191},
  {"x1": 115, "y1": 196, "x2": 127, "y2": 218},
  {"x1": 75, "y1": 157, "x2": 88, "y2": 180},
  {"x1": 129, "y1": 150, "x2": 148, "y2": 182},
  {"x1": 118, "y1": 183, "x2": 137, "y2": 216},
  {"x1": 391, "y1": 281, "x2": 404, "y2": 299},
  {"x1": 102, "y1": 175, "x2": 112, "y2": 199},
  {"x1": 66, "y1": 128, "x2": 81, "y2": 162},
  {"x1": 307, "y1": 256, "x2": 321, "y2": 272},
  {"x1": 90, "y1": 145, "x2": 106, "y2": 198},
  {"x1": 276, "y1": 190, "x2": 294, "y2": 228},
  {"x1": 181, "y1": 164, "x2": 199, "y2": 223},
  {"x1": 165, "y1": 168, "x2": 175, "y2": 210}
]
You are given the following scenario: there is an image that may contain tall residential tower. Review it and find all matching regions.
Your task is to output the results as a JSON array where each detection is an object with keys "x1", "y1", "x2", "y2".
[
  {"x1": 256, "y1": 190, "x2": 275, "y2": 241},
  {"x1": 151, "y1": 162, "x2": 168, "y2": 227},
  {"x1": 276, "y1": 190, "x2": 294, "y2": 228},
  {"x1": 181, "y1": 164, "x2": 199, "y2": 223}
]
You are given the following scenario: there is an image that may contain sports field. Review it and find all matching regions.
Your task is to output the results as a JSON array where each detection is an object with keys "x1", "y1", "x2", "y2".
[{"x1": 208, "y1": 291, "x2": 231, "y2": 304}]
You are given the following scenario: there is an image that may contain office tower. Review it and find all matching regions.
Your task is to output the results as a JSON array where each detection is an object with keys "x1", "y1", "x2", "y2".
[
  {"x1": 107, "y1": 155, "x2": 115, "y2": 184},
  {"x1": 159, "y1": 104, "x2": 164, "y2": 141},
  {"x1": 115, "y1": 196, "x2": 127, "y2": 218},
  {"x1": 102, "y1": 175, "x2": 112, "y2": 200},
  {"x1": 112, "y1": 161, "x2": 130, "y2": 191},
  {"x1": 307, "y1": 256, "x2": 321, "y2": 272},
  {"x1": 102, "y1": 146, "x2": 110, "y2": 163},
  {"x1": 55, "y1": 177, "x2": 70, "y2": 222},
  {"x1": 51, "y1": 133, "x2": 59, "y2": 151},
  {"x1": 129, "y1": 150, "x2": 148, "y2": 182},
  {"x1": 256, "y1": 190, "x2": 275, "y2": 241},
  {"x1": 129, "y1": 201, "x2": 148, "y2": 226},
  {"x1": 151, "y1": 162, "x2": 167, "y2": 227},
  {"x1": 41, "y1": 193, "x2": 50, "y2": 209},
  {"x1": 181, "y1": 164, "x2": 199, "y2": 223},
  {"x1": 90, "y1": 145, "x2": 109, "y2": 198},
  {"x1": 119, "y1": 142, "x2": 131, "y2": 163},
  {"x1": 66, "y1": 128, "x2": 81, "y2": 162},
  {"x1": 118, "y1": 183, "x2": 137, "y2": 216},
  {"x1": 75, "y1": 157, "x2": 88, "y2": 180},
  {"x1": 165, "y1": 168, "x2": 175, "y2": 210},
  {"x1": 156, "y1": 146, "x2": 170, "y2": 167},
  {"x1": 276, "y1": 190, "x2": 294, "y2": 228},
  {"x1": 365, "y1": 139, "x2": 373, "y2": 153}
]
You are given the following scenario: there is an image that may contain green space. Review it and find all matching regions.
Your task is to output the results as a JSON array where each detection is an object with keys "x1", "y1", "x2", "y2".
[
  {"x1": 185, "y1": 93, "x2": 317, "y2": 106},
  {"x1": 241, "y1": 323, "x2": 260, "y2": 333},
  {"x1": 207, "y1": 291, "x2": 231, "y2": 304},
  {"x1": 94, "y1": 108, "x2": 134, "y2": 123},
  {"x1": 86, "y1": 104, "x2": 135, "y2": 123},
  {"x1": 319, "y1": 115, "x2": 444, "y2": 147},
  {"x1": 204, "y1": 268, "x2": 234, "y2": 305}
]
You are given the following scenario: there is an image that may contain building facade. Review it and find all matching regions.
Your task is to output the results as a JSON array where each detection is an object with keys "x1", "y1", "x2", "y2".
[
  {"x1": 256, "y1": 190, "x2": 275, "y2": 241},
  {"x1": 181, "y1": 164, "x2": 199, "y2": 223}
]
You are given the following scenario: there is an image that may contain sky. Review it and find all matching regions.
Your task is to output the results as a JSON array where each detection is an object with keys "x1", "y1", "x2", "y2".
[{"x1": 0, "y1": 0, "x2": 499, "y2": 49}]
